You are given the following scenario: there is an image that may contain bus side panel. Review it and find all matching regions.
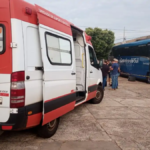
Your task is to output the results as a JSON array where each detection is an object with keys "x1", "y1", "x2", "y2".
[
  {"x1": 119, "y1": 56, "x2": 149, "y2": 80},
  {"x1": 136, "y1": 57, "x2": 149, "y2": 79}
]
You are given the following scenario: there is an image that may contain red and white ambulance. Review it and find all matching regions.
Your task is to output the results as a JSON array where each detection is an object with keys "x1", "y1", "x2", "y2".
[{"x1": 0, "y1": 0, "x2": 103, "y2": 138}]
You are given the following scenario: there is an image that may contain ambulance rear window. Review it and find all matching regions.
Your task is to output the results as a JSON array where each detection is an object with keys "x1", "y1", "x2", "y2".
[{"x1": 0, "y1": 25, "x2": 5, "y2": 54}]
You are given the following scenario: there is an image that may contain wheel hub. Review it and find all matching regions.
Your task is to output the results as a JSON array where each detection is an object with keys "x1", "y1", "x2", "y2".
[
  {"x1": 47, "y1": 119, "x2": 56, "y2": 131},
  {"x1": 96, "y1": 90, "x2": 101, "y2": 100}
]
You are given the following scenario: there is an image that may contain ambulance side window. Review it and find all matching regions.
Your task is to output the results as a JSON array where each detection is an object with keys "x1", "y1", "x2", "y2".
[
  {"x1": 0, "y1": 25, "x2": 5, "y2": 54},
  {"x1": 88, "y1": 46, "x2": 98, "y2": 68},
  {"x1": 45, "y1": 33, "x2": 72, "y2": 65}
]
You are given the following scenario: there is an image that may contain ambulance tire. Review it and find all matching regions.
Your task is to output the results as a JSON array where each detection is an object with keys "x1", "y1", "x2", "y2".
[
  {"x1": 0, "y1": 131, "x2": 4, "y2": 136},
  {"x1": 37, "y1": 118, "x2": 60, "y2": 138},
  {"x1": 91, "y1": 86, "x2": 104, "y2": 104}
]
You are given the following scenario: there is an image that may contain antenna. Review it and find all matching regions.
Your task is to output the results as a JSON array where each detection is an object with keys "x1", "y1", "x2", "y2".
[{"x1": 123, "y1": 27, "x2": 126, "y2": 44}]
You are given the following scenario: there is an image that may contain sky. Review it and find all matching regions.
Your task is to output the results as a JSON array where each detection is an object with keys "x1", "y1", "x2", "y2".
[{"x1": 26, "y1": 0, "x2": 150, "y2": 43}]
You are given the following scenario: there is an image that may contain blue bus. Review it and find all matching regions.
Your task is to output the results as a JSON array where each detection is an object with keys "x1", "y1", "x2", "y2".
[{"x1": 110, "y1": 39, "x2": 150, "y2": 83}]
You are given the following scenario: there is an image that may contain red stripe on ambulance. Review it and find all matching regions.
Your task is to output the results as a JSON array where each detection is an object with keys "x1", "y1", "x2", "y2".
[{"x1": 0, "y1": 93, "x2": 9, "y2": 97}]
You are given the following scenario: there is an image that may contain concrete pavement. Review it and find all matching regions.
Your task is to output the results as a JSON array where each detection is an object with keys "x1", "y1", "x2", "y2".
[{"x1": 0, "y1": 77, "x2": 150, "y2": 150}]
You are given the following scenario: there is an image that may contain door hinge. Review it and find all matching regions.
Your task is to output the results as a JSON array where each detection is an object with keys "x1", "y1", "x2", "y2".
[{"x1": 10, "y1": 42, "x2": 18, "y2": 48}]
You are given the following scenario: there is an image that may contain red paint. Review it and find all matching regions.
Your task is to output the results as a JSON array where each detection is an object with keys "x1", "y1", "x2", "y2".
[
  {"x1": 85, "y1": 33, "x2": 92, "y2": 46},
  {"x1": 0, "y1": 93, "x2": 9, "y2": 97},
  {"x1": 10, "y1": 0, "x2": 37, "y2": 25},
  {"x1": 0, "y1": 0, "x2": 92, "y2": 74},
  {"x1": 0, "y1": 0, "x2": 12, "y2": 74},
  {"x1": 35, "y1": 5, "x2": 72, "y2": 36},
  {"x1": 25, "y1": 7, "x2": 32, "y2": 15},
  {"x1": 86, "y1": 91, "x2": 97, "y2": 101},
  {"x1": 89, "y1": 84, "x2": 97, "y2": 87},
  {"x1": 45, "y1": 92, "x2": 75, "y2": 103},
  {"x1": 26, "y1": 113, "x2": 42, "y2": 128},
  {"x1": 2, "y1": 126, "x2": 12, "y2": 130},
  {"x1": 43, "y1": 101, "x2": 75, "y2": 125}
]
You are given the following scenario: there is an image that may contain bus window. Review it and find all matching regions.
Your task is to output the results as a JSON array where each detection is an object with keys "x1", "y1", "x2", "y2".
[
  {"x1": 113, "y1": 48, "x2": 119, "y2": 57},
  {"x1": 122, "y1": 47, "x2": 129, "y2": 56},
  {"x1": 137, "y1": 45, "x2": 148, "y2": 57},
  {"x1": 127, "y1": 46, "x2": 135, "y2": 56}
]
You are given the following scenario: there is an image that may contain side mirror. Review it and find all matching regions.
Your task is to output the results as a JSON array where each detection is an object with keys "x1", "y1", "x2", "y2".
[
  {"x1": 99, "y1": 60, "x2": 103, "y2": 68},
  {"x1": 97, "y1": 64, "x2": 100, "y2": 69}
]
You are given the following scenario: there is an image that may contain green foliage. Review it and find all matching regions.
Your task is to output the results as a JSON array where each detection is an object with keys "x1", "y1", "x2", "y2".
[{"x1": 85, "y1": 27, "x2": 115, "y2": 60}]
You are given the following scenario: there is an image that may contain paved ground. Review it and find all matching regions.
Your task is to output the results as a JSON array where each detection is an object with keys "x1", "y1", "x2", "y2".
[{"x1": 0, "y1": 77, "x2": 150, "y2": 150}]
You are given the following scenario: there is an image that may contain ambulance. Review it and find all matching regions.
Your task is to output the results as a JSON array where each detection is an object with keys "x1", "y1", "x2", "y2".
[{"x1": 0, "y1": 0, "x2": 103, "y2": 138}]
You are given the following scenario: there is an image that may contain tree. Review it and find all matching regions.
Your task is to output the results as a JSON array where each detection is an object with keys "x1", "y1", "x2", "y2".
[{"x1": 85, "y1": 27, "x2": 115, "y2": 60}]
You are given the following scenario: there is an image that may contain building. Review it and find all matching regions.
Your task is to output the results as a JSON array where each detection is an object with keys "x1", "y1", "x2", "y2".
[{"x1": 115, "y1": 35, "x2": 150, "y2": 46}]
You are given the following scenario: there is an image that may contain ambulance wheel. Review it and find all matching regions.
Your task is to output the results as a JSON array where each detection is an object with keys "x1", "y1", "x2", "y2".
[
  {"x1": 37, "y1": 118, "x2": 60, "y2": 138},
  {"x1": 0, "y1": 131, "x2": 4, "y2": 136},
  {"x1": 91, "y1": 86, "x2": 104, "y2": 104}
]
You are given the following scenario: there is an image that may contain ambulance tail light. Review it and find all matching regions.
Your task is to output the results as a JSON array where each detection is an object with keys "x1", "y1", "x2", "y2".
[{"x1": 10, "y1": 72, "x2": 25, "y2": 108}]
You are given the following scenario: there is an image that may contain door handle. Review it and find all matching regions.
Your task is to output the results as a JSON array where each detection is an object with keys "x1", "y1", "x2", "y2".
[
  {"x1": 90, "y1": 71, "x2": 93, "y2": 73},
  {"x1": 71, "y1": 72, "x2": 76, "y2": 75},
  {"x1": 26, "y1": 76, "x2": 30, "y2": 80}
]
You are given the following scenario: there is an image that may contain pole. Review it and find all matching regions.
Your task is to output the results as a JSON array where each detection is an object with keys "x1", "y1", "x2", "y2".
[{"x1": 123, "y1": 27, "x2": 126, "y2": 44}]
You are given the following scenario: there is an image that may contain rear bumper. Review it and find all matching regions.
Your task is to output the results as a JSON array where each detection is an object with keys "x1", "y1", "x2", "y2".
[
  {"x1": 0, "y1": 101, "x2": 42, "y2": 130},
  {"x1": 0, "y1": 107, "x2": 27, "y2": 130}
]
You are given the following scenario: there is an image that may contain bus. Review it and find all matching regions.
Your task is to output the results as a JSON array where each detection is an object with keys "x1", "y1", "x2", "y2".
[{"x1": 110, "y1": 39, "x2": 150, "y2": 83}]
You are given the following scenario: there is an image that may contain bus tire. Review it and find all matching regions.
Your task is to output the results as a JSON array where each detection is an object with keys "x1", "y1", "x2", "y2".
[
  {"x1": 128, "y1": 76, "x2": 136, "y2": 81},
  {"x1": 147, "y1": 73, "x2": 150, "y2": 84},
  {"x1": 37, "y1": 118, "x2": 60, "y2": 138},
  {"x1": 91, "y1": 86, "x2": 104, "y2": 104}
]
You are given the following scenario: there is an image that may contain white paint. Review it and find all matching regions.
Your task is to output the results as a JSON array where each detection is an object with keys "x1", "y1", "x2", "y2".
[
  {"x1": 38, "y1": 24, "x2": 76, "y2": 111},
  {"x1": 0, "y1": 74, "x2": 10, "y2": 83},
  {"x1": 22, "y1": 21, "x2": 43, "y2": 106},
  {"x1": 0, "y1": 82, "x2": 11, "y2": 122},
  {"x1": 10, "y1": 108, "x2": 18, "y2": 114},
  {"x1": 26, "y1": 26, "x2": 42, "y2": 67},
  {"x1": 0, "y1": 108, "x2": 10, "y2": 122},
  {"x1": 86, "y1": 43, "x2": 102, "y2": 86},
  {"x1": 11, "y1": 19, "x2": 25, "y2": 72}
]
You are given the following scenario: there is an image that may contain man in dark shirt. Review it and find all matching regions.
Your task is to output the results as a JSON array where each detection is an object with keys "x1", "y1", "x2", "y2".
[
  {"x1": 101, "y1": 60, "x2": 109, "y2": 90},
  {"x1": 107, "y1": 61, "x2": 112, "y2": 86}
]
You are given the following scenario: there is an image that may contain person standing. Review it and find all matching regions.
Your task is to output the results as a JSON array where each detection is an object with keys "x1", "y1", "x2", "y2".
[
  {"x1": 110, "y1": 59, "x2": 119, "y2": 90},
  {"x1": 115, "y1": 59, "x2": 120, "y2": 89},
  {"x1": 107, "y1": 61, "x2": 112, "y2": 86},
  {"x1": 101, "y1": 60, "x2": 109, "y2": 90}
]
